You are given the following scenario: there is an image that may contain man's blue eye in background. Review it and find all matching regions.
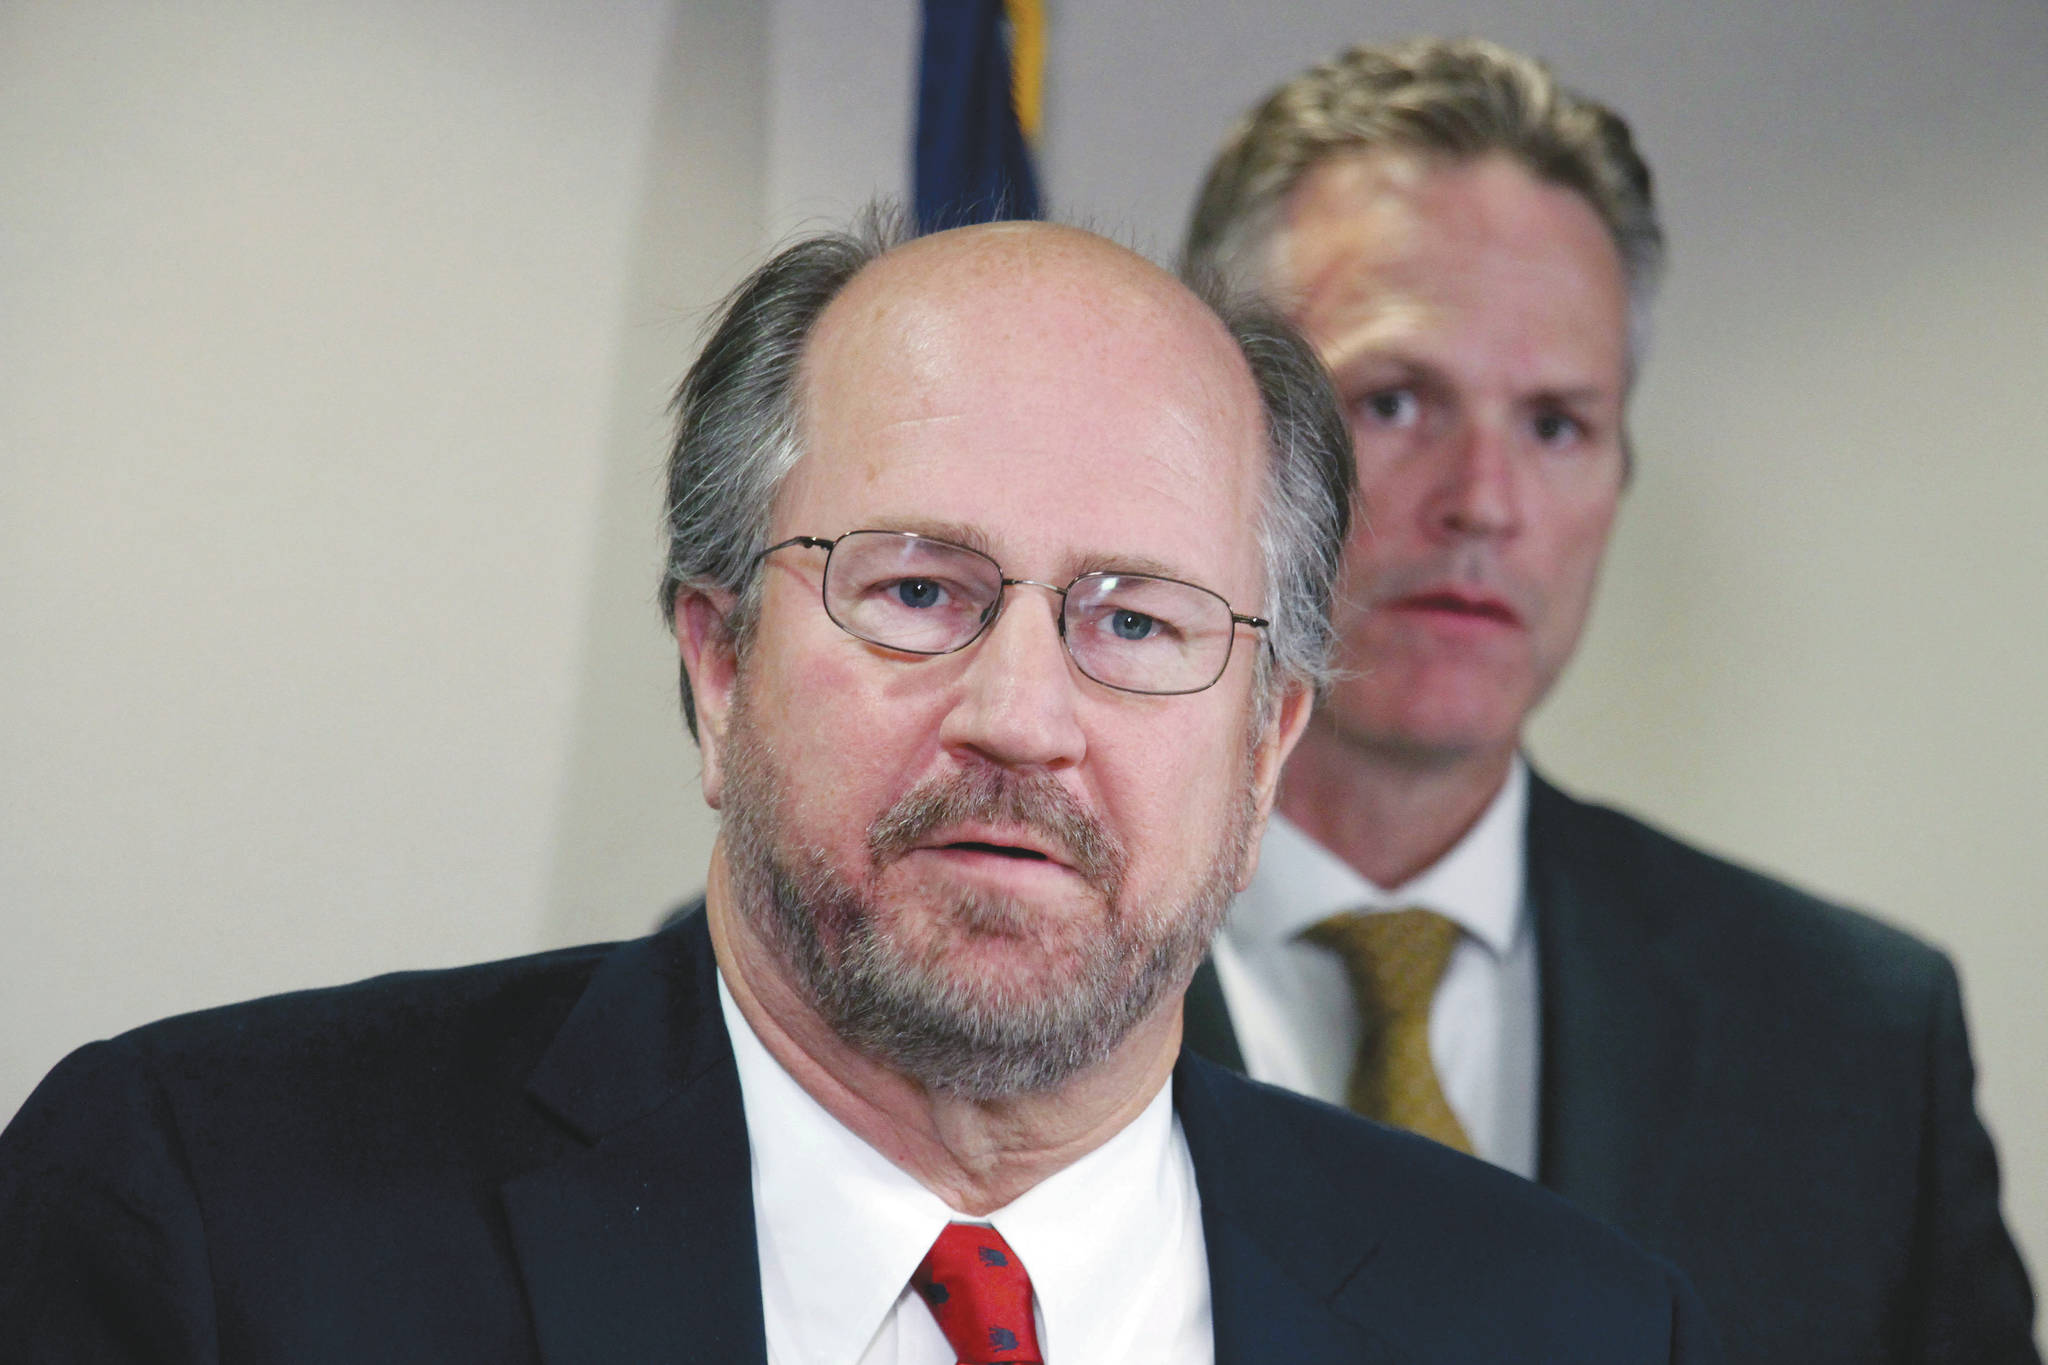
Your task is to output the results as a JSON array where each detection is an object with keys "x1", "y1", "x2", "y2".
[{"x1": 894, "y1": 579, "x2": 944, "y2": 608}]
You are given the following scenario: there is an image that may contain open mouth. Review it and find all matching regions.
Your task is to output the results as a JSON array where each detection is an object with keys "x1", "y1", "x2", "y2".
[{"x1": 943, "y1": 841, "x2": 1052, "y2": 861}]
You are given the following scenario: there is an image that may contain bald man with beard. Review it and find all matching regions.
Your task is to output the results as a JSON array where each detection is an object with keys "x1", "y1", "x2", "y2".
[{"x1": 3, "y1": 213, "x2": 1717, "y2": 1362}]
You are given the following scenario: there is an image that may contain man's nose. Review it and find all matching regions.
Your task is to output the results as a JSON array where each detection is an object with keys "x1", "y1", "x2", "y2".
[
  {"x1": 1427, "y1": 420, "x2": 1523, "y2": 539},
  {"x1": 937, "y1": 585, "x2": 1088, "y2": 770}
]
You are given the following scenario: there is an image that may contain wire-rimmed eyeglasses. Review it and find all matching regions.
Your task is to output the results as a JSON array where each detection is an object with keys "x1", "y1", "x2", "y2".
[{"x1": 750, "y1": 529, "x2": 1269, "y2": 696}]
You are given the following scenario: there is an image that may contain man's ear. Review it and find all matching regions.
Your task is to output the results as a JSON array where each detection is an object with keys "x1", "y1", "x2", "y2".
[
  {"x1": 674, "y1": 586, "x2": 740, "y2": 808},
  {"x1": 1239, "y1": 682, "x2": 1313, "y2": 889}
]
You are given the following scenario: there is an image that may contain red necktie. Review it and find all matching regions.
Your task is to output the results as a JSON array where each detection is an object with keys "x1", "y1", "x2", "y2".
[{"x1": 911, "y1": 1222, "x2": 1044, "y2": 1364}]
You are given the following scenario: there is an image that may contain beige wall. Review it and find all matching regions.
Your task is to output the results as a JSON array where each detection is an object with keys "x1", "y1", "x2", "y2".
[
  {"x1": 1, "y1": 0, "x2": 759, "y2": 1107},
  {"x1": 5, "y1": 0, "x2": 2043, "y2": 1331}
]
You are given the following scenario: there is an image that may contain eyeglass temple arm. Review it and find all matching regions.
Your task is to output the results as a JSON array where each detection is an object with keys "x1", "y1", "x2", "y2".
[
  {"x1": 1231, "y1": 611, "x2": 1277, "y2": 661},
  {"x1": 749, "y1": 534, "x2": 835, "y2": 567}
]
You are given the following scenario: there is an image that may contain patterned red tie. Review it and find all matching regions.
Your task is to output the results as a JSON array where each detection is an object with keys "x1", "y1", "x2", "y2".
[{"x1": 911, "y1": 1222, "x2": 1044, "y2": 1364}]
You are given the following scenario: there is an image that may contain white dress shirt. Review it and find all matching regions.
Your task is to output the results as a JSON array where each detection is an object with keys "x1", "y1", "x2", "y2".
[
  {"x1": 718, "y1": 975, "x2": 1214, "y2": 1365},
  {"x1": 1212, "y1": 758, "x2": 1540, "y2": 1177}
]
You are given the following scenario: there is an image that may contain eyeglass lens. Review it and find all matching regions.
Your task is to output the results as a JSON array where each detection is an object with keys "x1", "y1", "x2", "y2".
[{"x1": 819, "y1": 530, "x2": 1238, "y2": 694}]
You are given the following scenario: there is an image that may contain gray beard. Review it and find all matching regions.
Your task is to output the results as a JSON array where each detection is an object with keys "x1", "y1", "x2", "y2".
[{"x1": 718, "y1": 691, "x2": 1258, "y2": 1100}]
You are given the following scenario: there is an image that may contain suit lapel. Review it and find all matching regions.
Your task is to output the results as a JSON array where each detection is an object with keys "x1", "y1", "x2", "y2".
[
  {"x1": 1528, "y1": 773, "x2": 1704, "y2": 1232},
  {"x1": 500, "y1": 916, "x2": 768, "y2": 1364},
  {"x1": 1175, "y1": 1057, "x2": 1407, "y2": 1364},
  {"x1": 1191, "y1": 772, "x2": 1705, "y2": 1237},
  {"x1": 1181, "y1": 957, "x2": 1247, "y2": 1073}
]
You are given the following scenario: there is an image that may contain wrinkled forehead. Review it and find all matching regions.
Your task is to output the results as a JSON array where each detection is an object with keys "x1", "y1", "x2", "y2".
[{"x1": 784, "y1": 226, "x2": 1273, "y2": 597}]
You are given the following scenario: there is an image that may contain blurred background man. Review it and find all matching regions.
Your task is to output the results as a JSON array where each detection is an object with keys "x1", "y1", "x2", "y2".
[{"x1": 1178, "y1": 38, "x2": 2036, "y2": 1364}]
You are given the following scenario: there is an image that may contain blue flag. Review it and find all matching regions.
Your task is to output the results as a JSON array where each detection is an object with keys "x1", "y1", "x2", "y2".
[{"x1": 915, "y1": 0, "x2": 1042, "y2": 231}]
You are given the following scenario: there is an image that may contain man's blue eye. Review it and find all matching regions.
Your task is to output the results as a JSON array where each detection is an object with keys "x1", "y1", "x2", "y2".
[
  {"x1": 1533, "y1": 410, "x2": 1583, "y2": 445},
  {"x1": 894, "y1": 579, "x2": 944, "y2": 609},
  {"x1": 1359, "y1": 388, "x2": 1419, "y2": 428},
  {"x1": 1110, "y1": 609, "x2": 1156, "y2": 641}
]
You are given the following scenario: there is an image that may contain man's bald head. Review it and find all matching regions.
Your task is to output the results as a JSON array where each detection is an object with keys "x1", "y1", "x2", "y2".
[
  {"x1": 815, "y1": 220, "x2": 1247, "y2": 390},
  {"x1": 802, "y1": 223, "x2": 1265, "y2": 520},
  {"x1": 659, "y1": 209, "x2": 1354, "y2": 733}
]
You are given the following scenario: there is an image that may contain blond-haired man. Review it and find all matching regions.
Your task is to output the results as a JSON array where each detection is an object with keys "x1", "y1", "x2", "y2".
[{"x1": 1182, "y1": 38, "x2": 2036, "y2": 1364}]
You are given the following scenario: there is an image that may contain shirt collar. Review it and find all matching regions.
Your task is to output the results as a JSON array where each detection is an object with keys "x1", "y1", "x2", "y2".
[
  {"x1": 1233, "y1": 757, "x2": 1528, "y2": 957},
  {"x1": 983, "y1": 1081, "x2": 1195, "y2": 1361},
  {"x1": 718, "y1": 970, "x2": 1190, "y2": 1364},
  {"x1": 722, "y1": 973, "x2": 953, "y2": 1365}
]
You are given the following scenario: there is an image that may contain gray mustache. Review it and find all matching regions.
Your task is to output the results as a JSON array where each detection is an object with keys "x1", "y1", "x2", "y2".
[{"x1": 867, "y1": 766, "x2": 1129, "y2": 898}]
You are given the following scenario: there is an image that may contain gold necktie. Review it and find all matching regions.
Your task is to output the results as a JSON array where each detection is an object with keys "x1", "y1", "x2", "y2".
[{"x1": 1303, "y1": 907, "x2": 1475, "y2": 1155}]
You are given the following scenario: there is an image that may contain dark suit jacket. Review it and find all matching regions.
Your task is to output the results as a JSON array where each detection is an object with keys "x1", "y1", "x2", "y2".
[
  {"x1": 1183, "y1": 771, "x2": 2039, "y2": 1364},
  {"x1": 2, "y1": 909, "x2": 1719, "y2": 1362}
]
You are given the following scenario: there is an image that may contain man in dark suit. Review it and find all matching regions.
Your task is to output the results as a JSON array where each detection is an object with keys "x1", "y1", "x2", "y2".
[
  {"x1": 1, "y1": 214, "x2": 1717, "y2": 1359},
  {"x1": 1180, "y1": 37, "x2": 2037, "y2": 1363}
]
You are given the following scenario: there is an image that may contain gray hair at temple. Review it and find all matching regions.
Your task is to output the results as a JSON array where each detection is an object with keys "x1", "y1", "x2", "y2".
[
  {"x1": 658, "y1": 206, "x2": 1355, "y2": 738},
  {"x1": 1184, "y1": 36, "x2": 1665, "y2": 368}
]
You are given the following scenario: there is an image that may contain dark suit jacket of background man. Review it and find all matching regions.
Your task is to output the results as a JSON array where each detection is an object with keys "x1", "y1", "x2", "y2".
[
  {"x1": 0, "y1": 910, "x2": 1719, "y2": 1362},
  {"x1": 1185, "y1": 771, "x2": 2039, "y2": 1364}
]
